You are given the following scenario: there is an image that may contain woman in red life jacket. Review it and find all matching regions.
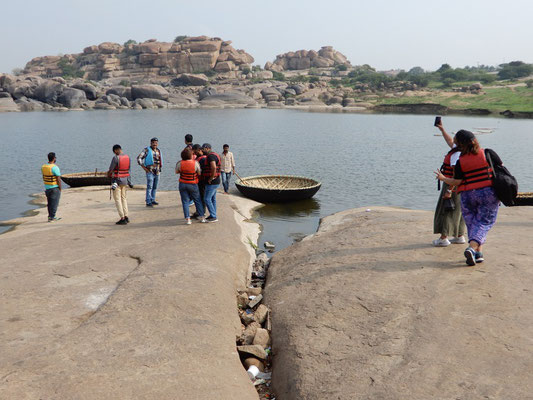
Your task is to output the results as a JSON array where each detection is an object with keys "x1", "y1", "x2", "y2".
[
  {"x1": 433, "y1": 122, "x2": 466, "y2": 247},
  {"x1": 435, "y1": 130, "x2": 502, "y2": 266},
  {"x1": 175, "y1": 147, "x2": 206, "y2": 225}
]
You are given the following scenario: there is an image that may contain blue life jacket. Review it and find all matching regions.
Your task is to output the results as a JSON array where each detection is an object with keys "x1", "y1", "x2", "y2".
[{"x1": 144, "y1": 147, "x2": 162, "y2": 167}]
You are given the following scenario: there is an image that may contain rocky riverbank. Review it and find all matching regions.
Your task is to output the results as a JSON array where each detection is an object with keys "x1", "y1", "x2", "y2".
[
  {"x1": 4, "y1": 35, "x2": 522, "y2": 117},
  {"x1": 0, "y1": 188, "x2": 265, "y2": 399},
  {"x1": 264, "y1": 206, "x2": 533, "y2": 399}
]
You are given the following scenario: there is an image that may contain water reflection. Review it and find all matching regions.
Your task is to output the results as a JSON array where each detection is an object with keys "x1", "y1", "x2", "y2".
[
  {"x1": 257, "y1": 198, "x2": 320, "y2": 220},
  {"x1": 256, "y1": 198, "x2": 321, "y2": 252}
]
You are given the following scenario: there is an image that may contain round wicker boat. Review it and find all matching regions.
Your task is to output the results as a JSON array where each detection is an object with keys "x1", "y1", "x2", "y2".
[
  {"x1": 61, "y1": 171, "x2": 111, "y2": 187},
  {"x1": 515, "y1": 192, "x2": 533, "y2": 206},
  {"x1": 235, "y1": 175, "x2": 321, "y2": 203}
]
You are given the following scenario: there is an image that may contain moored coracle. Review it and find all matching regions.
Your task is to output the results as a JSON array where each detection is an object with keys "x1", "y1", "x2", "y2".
[
  {"x1": 235, "y1": 175, "x2": 321, "y2": 203},
  {"x1": 514, "y1": 192, "x2": 533, "y2": 206},
  {"x1": 61, "y1": 172, "x2": 111, "y2": 187}
]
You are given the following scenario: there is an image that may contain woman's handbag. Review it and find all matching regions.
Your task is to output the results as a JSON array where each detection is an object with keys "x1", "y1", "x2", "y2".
[
  {"x1": 485, "y1": 150, "x2": 518, "y2": 207},
  {"x1": 443, "y1": 197, "x2": 455, "y2": 212}
]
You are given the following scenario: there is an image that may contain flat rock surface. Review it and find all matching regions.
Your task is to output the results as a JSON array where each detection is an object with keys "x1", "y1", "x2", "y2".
[
  {"x1": 265, "y1": 206, "x2": 533, "y2": 400},
  {"x1": 0, "y1": 188, "x2": 260, "y2": 400}
]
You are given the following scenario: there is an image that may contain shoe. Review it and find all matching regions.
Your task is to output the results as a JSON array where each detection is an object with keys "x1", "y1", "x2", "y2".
[
  {"x1": 146, "y1": 203, "x2": 153, "y2": 207},
  {"x1": 186, "y1": 218, "x2": 191, "y2": 225},
  {"x1": 48, "y1": 217, "x2": 61, "y2": 222},
  {"x1": 450, "y1": 236, "x2": 466, "y2": 244},
  {"x1": 206, "y1": 216, "x2": 218, "y2": 223},
  {"x1": 192, "y1": 212, "x2": 200, "y2": 220},
  {"x1": 151, "y1": 201, "x2": 159, "y2": 205},
  {"x1": 116, "y1": 219, "x2": 127, "y2": 225},
  {"x1": 200, "y1": 218, "x2": 207, "y2": 223},
  {"x1": 432, "y1": 238, "x2": 450, "y2": 247},
  {"x1": 475, "y1": 251, "x2": 484, "y2": 263},
  {"x1": 124, "y1": 217, "x2": 130, "y2": 224},
  {"x1": 464, "y1": 247, "x2": 476, "y2": 266}
]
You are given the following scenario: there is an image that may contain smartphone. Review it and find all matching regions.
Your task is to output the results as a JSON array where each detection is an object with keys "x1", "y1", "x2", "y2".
[{"x1": 434, "y1": 116, "x2": 442, "y2": 127}]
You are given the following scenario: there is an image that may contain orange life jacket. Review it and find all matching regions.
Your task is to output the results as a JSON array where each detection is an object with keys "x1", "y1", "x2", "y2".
[
  {"x1": 114, "y1": 155, "x2": 130, "y2": 178},
  {"x1": 458, "y1": 149, "x2": 493, "y2": 192},
  {"x1": 200, "y1": 152, "x2": 221, "y2": 181},
  {"x1": 179, "y1": 160, "x2": 198, "y2": 184},
  {"x1": 440, "y1": 147, "x2": 460, "y2": 178}
]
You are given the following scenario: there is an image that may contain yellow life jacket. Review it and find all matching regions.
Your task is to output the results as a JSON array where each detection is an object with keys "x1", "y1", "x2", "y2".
[{"x1": 42, "y1": 163, "x2": 58, "y2": 186}]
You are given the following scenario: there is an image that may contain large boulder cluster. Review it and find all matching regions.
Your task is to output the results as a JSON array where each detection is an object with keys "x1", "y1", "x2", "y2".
[
  {"x1": 23, "y1": 36, "x2": 254, "y2": 81},
  {"x1": 265, "y1": 46, "x2": 350, "y2": 72}
]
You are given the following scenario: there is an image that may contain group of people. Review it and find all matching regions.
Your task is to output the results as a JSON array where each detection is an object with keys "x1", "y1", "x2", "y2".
[
  {"x1": 433, "y1": 120, "x2": 503, "y2": 266},
  {"x1": 40, "y1": 134, "x2": 237, "y2": 226}
]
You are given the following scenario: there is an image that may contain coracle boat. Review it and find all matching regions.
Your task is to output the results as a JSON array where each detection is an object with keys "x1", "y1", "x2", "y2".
[
  {"x1": 514, "y1": 192, "x2": 533, "y2": 206},
  {"x1": 61, "y1": 171, "x2": 111, "y2": 187},
  {"x1": 235, "y1": 175, "x2": 321, "y2": 203}
]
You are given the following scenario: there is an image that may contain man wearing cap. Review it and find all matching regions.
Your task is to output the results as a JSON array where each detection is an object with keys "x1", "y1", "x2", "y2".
[
  {"x1": 137, "y1": 137, "x2": 162, "y2": 207},
  {"x1": 200, "y1": 143, "x2": 221, "y2": 222}
]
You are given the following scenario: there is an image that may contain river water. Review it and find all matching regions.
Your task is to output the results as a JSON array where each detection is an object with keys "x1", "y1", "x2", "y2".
[{"x1": 1, "y1": 109, "x2": 532, "y2": 249}]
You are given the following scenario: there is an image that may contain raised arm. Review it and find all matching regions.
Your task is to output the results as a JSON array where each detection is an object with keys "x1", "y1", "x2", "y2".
[{"x1": 436, "y1": 123, "x2": 454, "y2": 149}]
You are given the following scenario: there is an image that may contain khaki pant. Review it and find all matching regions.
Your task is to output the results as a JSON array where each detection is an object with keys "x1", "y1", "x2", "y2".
[{"x1": 113, "y1": 185, "x2": 128, "y2": 219}]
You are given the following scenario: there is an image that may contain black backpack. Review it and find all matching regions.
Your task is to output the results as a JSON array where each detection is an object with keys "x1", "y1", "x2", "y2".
[{"x1": 485, "y1": 149, "x2": 518, "y2": 207}]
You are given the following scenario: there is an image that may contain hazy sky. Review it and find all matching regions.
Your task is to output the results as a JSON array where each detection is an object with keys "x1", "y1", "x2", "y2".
[{"x1": 1, "y1": 0, "x2": 531, "y2": 74}]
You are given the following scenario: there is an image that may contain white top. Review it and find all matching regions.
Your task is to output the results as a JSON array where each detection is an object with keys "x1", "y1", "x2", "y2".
[{"x1": 450, "y1": 144, "x2": 460, "y2": 166}]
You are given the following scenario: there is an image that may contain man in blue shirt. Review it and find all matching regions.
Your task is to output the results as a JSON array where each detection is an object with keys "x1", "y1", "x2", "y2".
[
  {"x1": 137, "y1": 138, "x2": 162, "y2": 207},
  {"x1": 41, "y1": 152, "x2": 61, "y2": 222}
]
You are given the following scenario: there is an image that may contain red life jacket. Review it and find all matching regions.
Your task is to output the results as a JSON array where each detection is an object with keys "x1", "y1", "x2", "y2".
[
  {"x1": 200, "y1": 152, "x2": 221, "y2": 181},
  {"x1": 179, "y1": 160, "x2": 198, "y2": 184},
  {"x1": 440, "y1": 147, "x2": 460, "y2": 178},
  {"x1": 114, "y1": 154, "x2": 130, "y2": 178},
  {"x1": 458, "y1": 149, "x2": 493, "y2": 192}
]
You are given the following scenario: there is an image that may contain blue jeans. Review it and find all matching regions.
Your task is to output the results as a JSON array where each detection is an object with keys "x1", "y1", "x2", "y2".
[
  {"x1": 204, "y1": 183, "x2": 218, "y2": 219},
  {"x1": 146, "y1": 172, "x2": 159, "y2": 205},
  {"x1": 179, "y1": 182, "x2": 204, "y2": 219},
  {"x1": 45, "y1": 187, "x2": 61, "y2": 218},
  {"x1": 221, "y1": 172, "x2": 232, "y2": 193}
]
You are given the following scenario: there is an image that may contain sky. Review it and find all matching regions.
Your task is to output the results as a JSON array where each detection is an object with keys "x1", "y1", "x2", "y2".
[{"x1": 1, "y1": 0, "x2": 532, "y2": 74}]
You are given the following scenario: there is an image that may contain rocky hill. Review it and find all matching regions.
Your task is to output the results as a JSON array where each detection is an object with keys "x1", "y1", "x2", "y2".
[
  {"x1": 23, "y1": 36, "x2": 254, "y2": 81},
  {"x1": 265, "y1": 46, "x2": 350, "y2": 72}
]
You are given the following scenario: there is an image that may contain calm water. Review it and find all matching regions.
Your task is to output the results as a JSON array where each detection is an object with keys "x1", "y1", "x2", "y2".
[{"x1": 1, "y1": 110, "x2": 532, "y2": 249}]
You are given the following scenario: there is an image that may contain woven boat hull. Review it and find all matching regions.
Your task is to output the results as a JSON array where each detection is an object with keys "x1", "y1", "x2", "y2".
[
  {"x1": 235, "y1": 175, "x2": 321, "y2": 203},
  {"x1": 61, "y1": 172, "x2": 111, "y2": 187},
  {"x1": 515, "y1": 192, "x2": 533, "y2": 206}
]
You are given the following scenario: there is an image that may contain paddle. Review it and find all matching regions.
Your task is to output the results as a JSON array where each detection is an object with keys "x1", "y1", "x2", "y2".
[{"x1": 233, "y1": 170, "x2": 248, "y2": 186}]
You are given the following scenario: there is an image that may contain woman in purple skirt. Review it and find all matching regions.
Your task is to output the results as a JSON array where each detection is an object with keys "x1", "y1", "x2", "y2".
[{"x1": 435, "y1": 130, "x2": 502, "y2": 266}]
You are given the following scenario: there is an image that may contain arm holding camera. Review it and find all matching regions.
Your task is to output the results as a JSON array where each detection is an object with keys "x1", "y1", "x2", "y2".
[{"x1": 435, "y1": 117, "x2": 454, "y2": 149}]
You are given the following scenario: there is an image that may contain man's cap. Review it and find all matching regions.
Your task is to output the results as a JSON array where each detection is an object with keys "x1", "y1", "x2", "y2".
[
  {"x1": 151, "y1": 137, "x2": 159, "y2": 142},
  {"x1": 202, "y1": 143, "x2": 212, "y2": 149}
]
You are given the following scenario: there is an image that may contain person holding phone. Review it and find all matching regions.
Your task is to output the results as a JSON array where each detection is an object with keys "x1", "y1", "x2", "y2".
[
  {"x1": 435, "y1": 130, "x2": 502, "y2": 266},
  {"x1": 432, "y1": 118, "x2": 466, "y2": 247}
]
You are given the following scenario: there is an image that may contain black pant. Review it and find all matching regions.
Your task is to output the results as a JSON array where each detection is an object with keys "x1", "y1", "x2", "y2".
[
  {"x1": 198, "y1": 181, "x2": 206, "y2": 213},
  {"x1": 45, "y1": 188, "x2": 61, "y2": 219}
]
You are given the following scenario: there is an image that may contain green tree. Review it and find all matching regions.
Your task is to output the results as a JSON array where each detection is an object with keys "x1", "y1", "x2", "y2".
[
  {"x1": 123, "y1": 39, "x2": 137, "y2": 46},
  {"x1": 272, "y1": 71, "x2": 286, "y2": 81},
  {"x1": 498, "y1": 61, "x2": 533, "y2": 80},
  {"x1": 58, "y1": 58, "x2": 83, "y2": 78},
  {"x1": 437, "y1": 63, "x2": 452, "y2": 73},
  {"x1": 407, "y1": 66, "x2": 425, "y2": 75},
  {"x1": 174, "y1": 35, "x2": 188, "y2": 43}
]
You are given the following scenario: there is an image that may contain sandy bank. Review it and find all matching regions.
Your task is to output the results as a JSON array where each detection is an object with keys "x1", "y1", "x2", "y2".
[
  {"x1": 265, "y1": 206, "x2": 533, "y2": 399},
  {"x1": 0, "y1": 187, "x2": 261, "y2": 399}
]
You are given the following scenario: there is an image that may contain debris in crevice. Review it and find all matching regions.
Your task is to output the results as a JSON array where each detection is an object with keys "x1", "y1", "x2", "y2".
[{"x1": 235, "y1": 250, "x2": 275, "y2": 400}]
